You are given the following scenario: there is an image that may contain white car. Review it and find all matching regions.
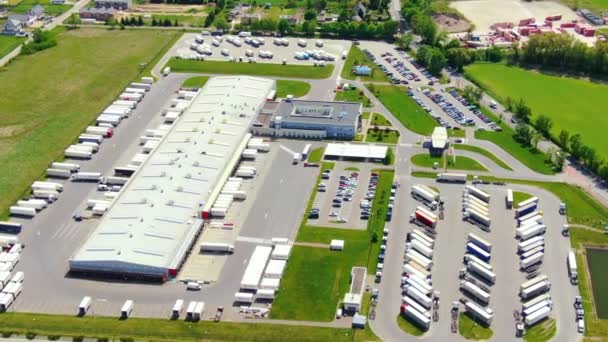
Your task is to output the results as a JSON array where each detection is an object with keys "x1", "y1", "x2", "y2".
[
  {"x1": 186, "y1": 282, "x2": 201, "y2": 291},
  {"x1": 577, "y1": 318, "x2": 585, "y2": 333}
]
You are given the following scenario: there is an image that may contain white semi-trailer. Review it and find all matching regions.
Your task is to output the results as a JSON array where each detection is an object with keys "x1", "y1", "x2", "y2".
[
  {"x1": 411, "y1": 185, "x2": 439, "y2": 209},
  {"x1": 467, "y1": 233, "x2": 492, "y2": 252},
  {"x1": 9, "y1": 206, "x2": 36, "y2": 217},
  {"x1": 461, "y1": 280, "x2": 491, "y2": 304},
  {"x1": 463, "y1": 209, "x2": 491, "y2": 229},
  {"x1": 518, "y1": 236, "x2": 545, "y2": 253},
  {"x1": 568, "y1": 250, "x2": 579, "y2": 284},
  {"x1": 506, "y1": 189, "x2": 513, "y2": 209},
  {"x1": 520, "y1": 275, "x2": 549, "y2": 292},
  {"x1": 520, "y1": 251, "x2": 544, "y2": 270},
  {"x1": 46, "y1": 168, "x2": 71, "y2": 178},
  {"x1": 402, "y1": 295, "x2": 431, "y2": 318},
  {"x1": 522, "y1": 294, "x2": 551, "y2": 311},
  {"x1": 200, "y1": 242, "x2": 235, "y2": 253},
  {"x1": 32, "y1": 181, "x2": 63, "y2": 192},
  {"x1": 465, "y1": 185, "x2": 491, "y2": 203},
  {"x1": 520, "y1": 280, "x2": 551, "y2": 299},
  {"x1": 524, "y1": 305, "x2": 551, "y2": 326},
  {"x1": 406, "y1": 239, "x2": 434, "y2": 259},
  {"x1": 405, "y1": 250, "x2": 433, "y2": 270},
  {"x1": 65, "y1": 149, "x2": 92, "y2": 159},
  {"x1": 16, "y1": 200, "x2": 47, "y2": 211},
  {"x1": 516, "y1": 224, "x2": 546, "y2": 240},
  {"x1": 51, "y1": 162, "x2": 80, "y2": 172},
  {"x1": 464, "y1": 300, "x2": 493, "y2": 326},
  {"x1": 72, "y1": 172, "x2": 103, "y2": 183},
  {"x1": 403, "y1": 284, "x2": 432, "y2": 309},
  {"x1": 400, "y1": 304, "x2": 431, "y2": 330},
  {"x1": 437, "y1": 173, "x2": 467, "y2": 183},
  {"x1": 467, "y1": 261, "x2": 496, "y2": 284},
  {"x1": 464, "y1": 254, "x2": 493, "y2": 271}
]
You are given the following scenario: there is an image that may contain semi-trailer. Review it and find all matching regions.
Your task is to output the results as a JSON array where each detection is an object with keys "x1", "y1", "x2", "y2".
[
  {"x1": 171, "y1": 299, "x2": 184, "y2": 319},
  {"x1": 520, "y1": 252, "x2": 544, "y2": 270},
  {"x1": 113, "y1": 100, "x2": 137, "y2": 109},
  {"x1": 465, "y1": 185, "x2": 491, "y2": 203},
  {"x1": 410, "y1": 229, "x2": 435, "y2": 247},
  {"x1": 125, "y1": 87, "x2": 147, "y2": 94},
  {"x1": 193, "y1": 302, "x2": 205, "y2": 321},
  {"x1": 437, "y1": 173, "x2": 467, "y2": 183},
  {"x1": 518, "y1": 236, "x2": 544, "y2": 253},
  {"x1": 9, "y1": 206, "x2": 36, "y2": 217},
  {"x1": 409, "y1": 234, "x2": 434, "y2": 250},
  {"x1": 522, "y1": 294, "x2": 551, "y2": 311},
  {"x1": 79, "y1": 142, "x2": 99, "y2": 152},
  {"x1": 47, "y1": 168, "x2": 71, "y2": 178},
  {"x1": 463, "y1": 202, "x2": 489, "y2": 216},
  {"x1": 461, "y1": 280, "x2": 491, "y2": 304},
  {"x1": 32, "y1": 181, "x2": 63, "y2": 192},
  {"x1": 524, "y1": 305, "x2": 551, "y2": 326},
  {"x1": 463, "y1": 194, "x2": 489, "y2": 209},
  {"x1": 464, "y1": 300, "x2": 493, "y2": 326},
  {"x1": 411, "y1": 209, "x2": 437, "y2": 228},
  {"x1": 403, "y1": 262, "x2": 431, "y2": 280},
  {"x1": 466, "y1": 242, "x2": 491, "y2": 262},
  {"x1": 403, "y1": 285, "x2": 432, "y2": 309},
  {"x1": 114, "y1": 166, "x2": 137, "y2": 177},
  {"x1": 405, "y1": 275, "x2": 433, "y2": 295},
  {"x1": 0, "y1": 222, "x2": 22, "y2": 234},
  {"x1": 86, "y1": 126, "x2": 113, "y2": 138},
  {"x1": 32, "y1": 190, "x2": 58, "y2": 201},
  {"x1": 69, "y1": 145, "x2": 94, "y2": 154},
  {"x1": 200, "y1": 242, "x2": 235, "y2": 253},
  {"x1": 119, "y1": 92, "x2": 143, "y2": 102},
  {"x1": 517, "y1": 197, "x2": 539, "y2": 209},
  {"x1": 0, "y1": 293, "x2": 13, "y2": 311},
  {"x1": 521, "y1": 246, "x2": 545, "y2": 260},
  {"x1": 402, "y1": 296, "x2": 431, "y2": 318},
  {"x1": 79, "y1": 134, "x2": 104, "y2": 144},
  {"x1": 240, "y1": 246, "x2": 272, "y2": 290},
  {"x1": 234, "y1": 292, "x2": 254, "y2": 303},
  {"x1": 96, "y1": 115, "x2": 121, "y2": 126},
  {"x1": 16, "y1": 200, "x2": 47, "y2": 211},
  {"x1": 520, "y1": 280, "x2": 551, "y2": 299},
  {"x1": 406, "y1": 239, "x2": 434, "y2": 259},
  {"x1": 411, "y1": 185, "x2": 439, "y2": 209},
  {"x1": 405, "y1": 250, "x2": 433, "y2": 270},
  {"x1": 516, "y1": 224, "x2": 546, "y2": 240},
  {"x1": 105, "y1": 176, "x2": 129, "y2": 185},
  {"x1": 523, "y1": 300, "x2": 552, "y2": 317},
  {"x1": 130, "y1": 82, "x2": 152, "y2": 91},
  {"x1": 400, "y1": 304, "x2": 431, "y2": 330},
  {"x1": 0, "y1": 235, "x2": 19, "y2": 249},
  {"x1": 86, "y1": 199, "x2": 111, "y2": 209},
  {"x1": 0, "y1": 272, "x2": 9, "y2": 288},
  {"x1": 515, "y1": 203, "x2": 538, "y2": 218},
  {"x1": 518, "y1": 214, "x2": 543, "y2": 228},
  {"x1": 464, "y1": 254, "x2": 493, "y2": 271},
  {"x1": 517, "y1": 212, "x2": 543, "y2": 226},
  {"x1": 506, "y1": 189, "x2": 514, "y2": 209},
  {"x1": 51, "y1": 162, "x2": 80, "y2": 172},
  {"x1": 568, "y1": 251, "x2": 578, "y2": 284},
  {"x1": 78, "y1": 296, "x2": 92, "y2": 316},
  {"x1": 120, "y1": 300, "x2": 134, "y2": 319},
  {"x1": 72, "y1": 172, "x2": 104, "y2": 183},
  {"x1": 65, "y1": 148, "x2": 92, "y2": 159},
  {"x1": 463, "y1": 209, "x2": 491, "y2": 229},
  {"x1": 2, "y1": 281, "x2": 22, "y2": 299},
  {"x1": 467, "y1": 233, "x2": 492, "y2": 252},
  {"x1": 467, "y1": 261, "x2": 496, "y2": 284},
  {"x1": 256, "y1": 289, "x2": 275, "y2": 299}
]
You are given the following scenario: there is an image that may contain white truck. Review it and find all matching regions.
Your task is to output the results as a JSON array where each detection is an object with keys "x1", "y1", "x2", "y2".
[
  {"x1": 411, "y1": 185, "x2": 439, "y2": 210},
  {"x1": 200, "y1": 242, "x2": 235, "y2": 253},
  {"x1": 72, "y1": 172, "x2": 104, "y2": 183},
  {"x1": 465, "y1": 185, "x2": 491, "y2": 203},
  {"x1": 120, "y1": 300, "x2": 134, "y2": 319},
  {"x1": 567, "y1": 251, "x2": 578, "y2": 284},
  {"x1": 78, "y1": 296, "x2": 92, "y2": 316},
  {"x1": 461, "y1": 280, "x2": 491, "y2": 304},
  {"x1": 437, "y1": 173, "x2": 467, "y2": 183}
]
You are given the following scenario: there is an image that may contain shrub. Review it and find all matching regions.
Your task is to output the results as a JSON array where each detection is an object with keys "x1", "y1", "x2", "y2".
[
  {"x1": 72, "y1": 336, "x2": 84, "y2": 342},
  {"x1": 25, "y1": 332, "x2": 37, "y2": 340},
  {"x1": 48, "y1": 335, "x2": 61, "y2": 341},
  {"x1": 1, "y1": 331, "x2": 14, "y2": 338}
]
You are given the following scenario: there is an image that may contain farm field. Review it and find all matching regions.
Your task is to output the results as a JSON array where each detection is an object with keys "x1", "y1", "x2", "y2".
[
  {"x1": 166, "y1": 58, "x2": 334, "y2": 79},
  {"x1": 0, "y1": 36, "x2": 25, "y2": 59},
  {"x1": 465, "y1": 63, "x2": 608, "y2": 162},
  {"x1": 0, "y1": 28, "x2": 179, "y2": 218},
  {"x1": 367, "y1": 85, "x2": 436, "y2": 135}
]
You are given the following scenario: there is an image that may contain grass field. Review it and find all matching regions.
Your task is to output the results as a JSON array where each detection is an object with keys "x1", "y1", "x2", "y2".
[
  {"x1": 523, "y1": 318, "x2": 556, "y2": 342},
  {"x1": 586, "y1": 248, "x2": 608, "y2": 319},
  {"x1": 561, "y1": 0, "x2": 608, "y2": 13},
  {"x1": 513, "y1": 191, "x2": 533, "y2": 205},
  {"x1": 474, "y1": 105, "x2": 555, "y2": 175},
  {"x1": 276, "y1": 80, "x2": 311, "y2": 98},
  {"x1": 367, "y1": 85, "x2": 436, "y2": 135},
  {"x1": 341, "y1": 46, "x2": 389, "y2": 82},
  {"x1": 181, "y1": 76, "x2": 209, "y2": 88},
  {"x1": 370, "y1": 113, "x2": 392, "y2": 126},
  {"x1": 0, "y1": 312, "x2": 351, "y2": 342},
  {"x1": 10, "y1": 0, "x2": 71, "y2": 15},
  {"x1": 397, "y1": 314, "x2": 426, "y2": 336},
  {"x1": 366, "y1": 129, "x2": 400, "y2": 144},
  {"x1": 0, "y1": 28, "x2": 179, "y2": 218},
  {"x1": 411, "y1": 153, "x2": 488, "y2": 171},
  {"x1": 335, "y1": 88, "x2": 372, "y2": 107},
  {"x1": 307, "y1": 147, "x2": 324, "y2": 163},
  {"x1": 448, "y1": 128, "x2": 466, "y2": 137},
  {"x1": 459, "y1": 313, "x2": 493, "y2": 340},
  {"x1": 0, "y1": 36, "x2": 25, "y2": 59},
  {"x1": 465, "y1": 63, "x2": 608, "y2": 162},
  {"x1": 166, "y1": 58, "x2": 334, "y2": 79},
  {"x1": 453, "y1": 144, "x2": 513, "y2": 171}
]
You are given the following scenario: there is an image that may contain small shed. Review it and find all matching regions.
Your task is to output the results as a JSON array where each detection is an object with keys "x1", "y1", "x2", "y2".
[
  {"x1": 354, "y1": 66, "x2": 372, "y2": 76},
  {"x1": 352, "y1": 314, "x2": 367, "y2": 329},
  {"x1": 330, "y1": 239, "x2": 344, "y2": 251}
]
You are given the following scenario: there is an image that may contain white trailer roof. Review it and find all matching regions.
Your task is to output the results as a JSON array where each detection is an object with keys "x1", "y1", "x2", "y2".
[
  {"x1": 264, "y1": 259, "x2": 287, "y2": 278},
  {"x1": 70, "y1": 76, "x2": 275, "y2": 275},
  {"x1": 431, "y1": 126, "x2": 448, "y2": 149},
  {"x1": 325, "y1": 143, "x2": 387, "y2": 159},
  {"x1": 241, "y1": 246, "x2": 272, "y2": 289},
  {"x1": 271, "y1": 244, "x2": 292, "y2": 259}
]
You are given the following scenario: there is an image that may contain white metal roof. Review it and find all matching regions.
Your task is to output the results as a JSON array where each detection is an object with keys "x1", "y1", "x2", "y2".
[
  {"x1": 325, "y1": 143, "x2": 387, "y2": 159},
  {"x1": 70, "y1": 76, "x2": 275, "y2": 273},
  {"x1": 431, "y1": 127, "x2": 448, "y2": 149}
]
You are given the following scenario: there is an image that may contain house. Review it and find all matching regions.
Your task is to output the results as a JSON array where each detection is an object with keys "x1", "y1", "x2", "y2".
[
  {"x1": 79, "y1": 6, "x2": 116, "y2": 21},
  {"x1": 94, "y1": 0, "x2": 130, "y2": 10},
  {"x1": 28, "y1": 4, "x2": 45, "y2": 19},
  {"x1": 279, "y1": 14, "x2": 298, "y2": 25},
  {"x1": 241, "y1": 13, "x2": 261, "y2": 25},
  {"x1": 1, "y1": 18, "x2": 24, "y2": 36},
  {"x1": 354, "y1": 2, "x2": 366, "y2": 19},
  {"x1": 8, "y1": 14, "x2": 34, "y2": 27}
]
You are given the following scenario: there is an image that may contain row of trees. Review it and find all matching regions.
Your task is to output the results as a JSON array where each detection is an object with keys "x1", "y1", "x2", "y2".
[{"x1": 21, "y1": 29, "x2": 57, "y2": 55}]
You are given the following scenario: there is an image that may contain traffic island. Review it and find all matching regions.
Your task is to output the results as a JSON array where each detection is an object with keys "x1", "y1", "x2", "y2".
[
  {"x1": 458, "y1": 312, "x2": 494, "y2": 340},
  {"x1": 523, "y1": 318, "x2": 556, "y2": 342},
  {"x1": 396, "y1": 314, "x2": 426, "y2": 337}
]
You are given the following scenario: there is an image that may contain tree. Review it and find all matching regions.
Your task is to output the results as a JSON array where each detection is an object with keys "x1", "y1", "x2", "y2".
[
  {"x1": 384, "y1": 147, "x2": 394, "y2": 165},
  {"x1": 304, "y1": 9, "x2": 316, "y2": 21},
  {"x1": 302, "y1": 19, "x2": 316, "y2": 37},
  {"x1": 514, "y1": 98, "x2": 532, "y2": 122},
  {"x1": 535, "y1": 115, "x2": 553, "y2": 137},
  {"x1": 463, "y1": 85, "x2": 482, "y2": 104},
  {"x1": 213, "y1": 16, "x2": 230, "y2": 30},
  {"x1": 416, "y1": 45, "x2": 446, "y2": 76},
  {"x1": 410, "y1": 11, "x2": 436, "y2": 44},
  {"x1": 163, "y1": 18, "x2": 171, "y2": 27},
  {"x1": 151, "y1": 17, "x2": 158, "y2": 26},
  {"x1": 137, "y1": 16, "x2": 144, "y2": 26},
  {"x1": 278, "y1": 18, "x2": 289, "y2": 35},
  {"x1": 514, "y1": 123, "x2": 533, "y2": 146},
  {"x1": 569, "y1": 133, "x2": 583, "y2": 160},
  {"x1": 558, "y1": 130, "x2": 570, "y2": 150},
  {"x1": 505, "y1": 96, "x2": 514, "y2": 112},
  {"x1": 205, "y1": 11, "x2": 215, "y2": 27},
  {"x1": 173, "y1": 19, "x2": 179, "y2": 27}
]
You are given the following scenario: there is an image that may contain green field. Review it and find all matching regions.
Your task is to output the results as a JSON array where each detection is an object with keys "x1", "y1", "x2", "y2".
[
  {"x1": 523, "y1": 318, "x2": 556, "y2": 342},
  {"x1": 367, "y1": 85, "x2": 436, "y2": 135},
  {"x1": 11, "y1": 0, "x2": 71, "y2": 15},
  {"x1": 474, "y1": 105, "x2": 555, "y2": 175},
  {"x1": 370, "y1": 113, "x2": 392, "y2": 126},
  {"x1": 0, "y1": 312, "x2": 351, "y2": 342},
  {"x1": 465, "y1": 63, "x2": 608, "y2": 162},
  {"x1": 366, "y1": 129, "x2": 400, "y2": 144},
  {"x1": 453, "y1": 144, "x2": 513, "y2": 171},
  {"x1": 513, "y1": 191, "x2": 533, "y2": 205},
  {"x1": 397, "y1": 314, "x2": 426, "y2": 336},
  {"x1": 181, "y1": 76, "x2": 209, "y2": 88},
  {"x1": 276, "y1": 80, "x2": 311, "y2": 98},
  {"x1": 335, "y1": 88, "x2": 372, "y2": 107},
  {"x1": 166, "y1": 58, "x2": 334, "y2": 79},
  {"x1": 411, "y1": 153, "x2": 488, "y2": 172},
  {"x1": 586, "y1": 248, "x2": 608, "y2": 319},
  {"x1": 459, "y1": 313, "x2": 493, "y2": 340},
  {"x1": 0, "y1": 36, "x2": 25, "y2": 59},
  {"x1": 341, "y1": 46, "x2": 389, "y2": 82},
  {"x1": 561, "y1": 0, "x2": 608, "y2": 13},
  {"x1": 0, "y1": 28, "x2": 179, "y2": 218},
  {"x1": 307, "y1": 147, "x2": 324, "y2": 163},
  {"x1": 448, "y1": 128, "x2": 466, "y2": 137}
]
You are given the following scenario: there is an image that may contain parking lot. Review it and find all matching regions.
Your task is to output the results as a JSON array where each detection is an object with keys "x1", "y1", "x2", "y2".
[
  {"x1": 173, "y1": 33, "x2": 351, "y2": 66},
  {"x1": 372, "y1": 175, "x2": 579, "y2": 340}
]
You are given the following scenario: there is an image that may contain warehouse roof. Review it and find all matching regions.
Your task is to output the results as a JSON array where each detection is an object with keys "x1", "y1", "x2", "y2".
[
  {"x1": 431, "y1": 126, "x2": 448, "y2": 149},
  {"x1": 70, "y1": 76, "x2": 275, "y2": 273},
  {"x1": 325, "y1": 143, "x2": 387, "y2": 159},
  {"x1": 272, "y1": 99, "x2": 361, "y2": 126}
]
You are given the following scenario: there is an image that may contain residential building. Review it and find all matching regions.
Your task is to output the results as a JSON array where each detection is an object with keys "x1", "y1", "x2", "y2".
[
  {"x1": 279, "y1": 14, "x2": 298, "y2": 25},
  {"x1": 241, "y1": 13, "x2": 261, "y2": 25},
  {"x1": 8, "y1": 14, "x2": 35, "y2": 26},
  {"x1": 28, "y1": 4, "x2": 45, "y2": 19},
  {"x1": 1, "y1": 18, "x2": 24, "y2": 36},
  {"x1": 79, "y1": 6, "x2": 116, "y2": 21},
  {"x1": 94, "y1": 0, "x2": 131, "y2": 10}
]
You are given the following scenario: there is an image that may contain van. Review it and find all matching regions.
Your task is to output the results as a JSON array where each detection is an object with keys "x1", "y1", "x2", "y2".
[
  {"x1": 186, "y1": 301, "x2": 197, "y2": 321},
  {"x1": 78, "y1": 296, "x2": 92, "y2": 316},
  {"x1": 577, "y1": 319, "x2": 585, "y2": 333},
  {"x1": 187, "y1": 281, "x2": 202, "y2": 291},
  {"x1": 172, "y1": 299, "x2": 184, "y2": 319},
  {"x1": 120, "y1": 300, "x2": 134, "y2": 319}
]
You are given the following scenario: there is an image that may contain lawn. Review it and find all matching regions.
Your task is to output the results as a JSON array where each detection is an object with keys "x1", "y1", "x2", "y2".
[
  {"x1": 341, "y1": 45, "x2": 390, "y2": 82},
  {"x1": 513, "y1": 191, "x2": 533, "y2": 205},
  {"x1": 453, "y1": 143, "x2": 513, "y2": 171},
  {"x1": 459, "y1": 313, "x2": 493, "y2": 340},
  {"x1": 181, "y1": 76, "x2": 209, "y2": 88},
  {"x1": 397, "y1": 314, "x2": 426, "y2": 336},
  {"x1": 586, "y1": 248, "x2": 608, "y2": 319},
  {"x1": 276, "y1": 80, "x2": 311, "y2": 98},
  {"x1": 561, "y1": 0, "x2": 608, "y2": 14},
  {"x1": 0, "y1": 28, "x2": 179, "y2": 218},
  {"x1": 0, "y1": 312, "x2": 351, "y2": 342},
  {"x1": 10, "y1": 0, "x2": 71, "y2": 15},
  {"x1": 140, "y1": 14, "x2": 206, "y2": 27},
  {"x1": 448, "y1": 128, "x2": 465, "y2": 137},
  {"x1": 465, "y1": 63, "x2": 608, "y2": 162},
  {"x1": 335, "y1": 88, "x2": 372, "y2": 107},
  {"x1": 0, "y1": 36, "x2": 25, "y2": 59},
  {"x1": 370, "y1": 113, "x2": 392, "y2": 126},
  {"x1": 523, "y1": 318, "x2": 556, "y2": 342},
  {"x1": 366, "y1": 170, "x2": 395, "y2": 273},
  {"x1": 474, "y1": 104, "x2": 555, "y2": 175},
  {"x1": 367, "y1": 85, "x2": 436, "y2": 135},
  {"x1": 411, "y1": 153, "x2": 488, "y2": 172},
  {"x1": 166, "y1": 58, "x2": 334, "y2": 79},
  {"x1": 366, "y1": 129, "x2": 400, "y2": 144},
  {"x1": 307, "y1": 147, "x2": 324, "y2": 163}
]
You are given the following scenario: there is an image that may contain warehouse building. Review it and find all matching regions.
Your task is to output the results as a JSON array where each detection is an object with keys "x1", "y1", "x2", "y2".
[
  {"x1": 69, "y1": 76, "x2": 275, "y2": 281},
  {"x1": 252, "y1": 99, "x2": 362, "y2": 139}
]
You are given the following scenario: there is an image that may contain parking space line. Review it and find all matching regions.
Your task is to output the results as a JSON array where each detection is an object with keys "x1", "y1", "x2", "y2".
[{"x1": 279, "y1": 144, "x2": 297, "y2": 156}]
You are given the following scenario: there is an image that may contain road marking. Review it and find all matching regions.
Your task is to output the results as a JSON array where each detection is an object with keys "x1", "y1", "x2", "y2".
[
  {"x1": 264, "y1": 212, "x2": 268, "y2": 220},
  {"x1": 57, "y1": 222, "x2": 76, "y2": 239},
  {"x1": 51, "y1": 222, "x2": 67, "y2": 239},
  {"x1": 279, "y1": 144, "x2": 297, "y2": 156},
  {"x1": 64, "y1": 223, "x2": 81, "y2": 240},
  {"x1": 236, "y1": 236, "x2": 270, "y2": 245}
]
